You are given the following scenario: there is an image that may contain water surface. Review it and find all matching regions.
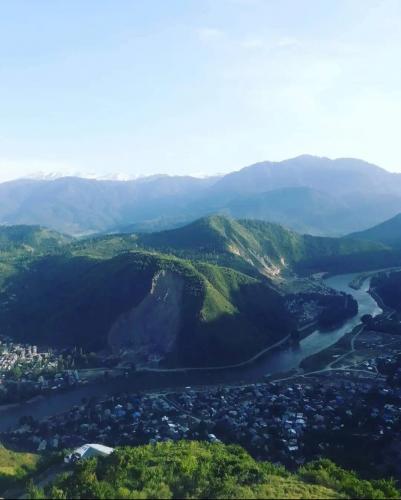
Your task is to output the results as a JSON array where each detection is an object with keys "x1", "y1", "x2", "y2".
[{"x1": 0, "y1": 272, "x2": 381, "y2": 431}]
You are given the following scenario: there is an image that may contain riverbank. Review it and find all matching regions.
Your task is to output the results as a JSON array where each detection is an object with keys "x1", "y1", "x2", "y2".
[
  {"x1": 0, "y1": 272, "x2": 382, "y2": 432},
  {"x1": 349, "y1": 266, "x2": 401, "y2": 290},
  {"x1": 299, "y1": 324, "x2": 363, "y2": 372},
  {"x1": 140, "y1": 334, "x2": 292, "y2": 373}
]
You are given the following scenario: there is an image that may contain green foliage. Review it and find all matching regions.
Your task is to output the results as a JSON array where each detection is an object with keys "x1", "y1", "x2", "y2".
[
  {"x1": 26, "y1": 481, "x2": 46, "y2": 499},
  {"x1": 67, "y1": 215, "x2": 384, "y2": 277},
  {"x1": 45, "y1": 442, "x2": 399, "y2": 499},
  {"x1": 0, "y1": 215, "x2": 387, "y2": 367},
  {"x1": 0, "y1": 248, "x2": 291, "y2": 367},
  {"x1": 0, "y1": 225, "x2": 70, "y2": 255},
  {"x1": 0, "y1": 444, "x2": 39, "y2": 492},
  {"x1": 299, "y1": 459, "x2": 400, "y2": 499},
  {"x1": 134, "y1": 215, "x2": 385, "y2": 273}
]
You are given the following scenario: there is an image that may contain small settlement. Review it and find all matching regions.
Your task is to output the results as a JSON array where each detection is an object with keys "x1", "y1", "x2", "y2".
[
  {"x1": 3, "y1": 311, "x2": 401, "y2": 479},
  {"x1": 0, "y1": 337, "x2": 82, "y2": 404}
]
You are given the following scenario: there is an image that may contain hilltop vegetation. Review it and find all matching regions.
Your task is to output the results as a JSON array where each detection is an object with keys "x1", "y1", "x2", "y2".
[
  {"x1": 134, "y1": 216, "x2": 388, "y2": 278},
  {"x1": 97, "y1": 215, "x2": 385, "y2": 277},
  {"x1": 0, "y1": 225, "x2": 71, "y2": 289},
  {"x1": 35, "y1": 441, "x2": 400, "y2": 499},
  {"x1": 0, "y1": 445, "x2": 39, "y2": 492},
  {"x1": 0, "y1": 225, "x2": 70, "y2": 253}
]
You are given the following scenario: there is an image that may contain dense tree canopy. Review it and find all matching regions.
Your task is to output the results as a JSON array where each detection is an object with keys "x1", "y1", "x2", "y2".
[{"x1": 38, "y1": 442, "x2": 400, "y2": 499}]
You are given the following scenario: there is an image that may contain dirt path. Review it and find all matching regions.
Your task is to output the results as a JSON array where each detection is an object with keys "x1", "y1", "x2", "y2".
[{"x1": 324, "y1": 325, "x2": 365, "y2": 370}]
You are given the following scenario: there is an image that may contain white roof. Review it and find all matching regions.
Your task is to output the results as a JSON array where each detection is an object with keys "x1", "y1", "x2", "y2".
[{"x1": 74, "y1": 443, "x2": 114, "y2": 458}]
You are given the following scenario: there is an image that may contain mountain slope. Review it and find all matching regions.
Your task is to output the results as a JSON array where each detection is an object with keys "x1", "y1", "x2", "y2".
[
  {"x1": 209, "y1": 155, "x2": 401, "y2": 198},
  {"x1": 0, "y1": 225, "x2": 72, "y2": 289},
  {"x1": 219, "y1": 187, "x2": 348, "y2": 235},
  {"x1": 0, "y1": 216, "x2": 389, "y2": 368},
  {"x1": 0, "y1": 250, "x2": 291, "y2": 367},
  {"x1": 135, "y1": 215, "x2": 387, "y2": 277},
  {"x1": 0, "y1": 225, "x2": 71, "y2": 254},
  {"x1": 0, "y1": 175, "x2": 217, "y2": 235},
  {"x1": 347, "y1": 213, "x2": 401, "y2": 248},
  {"x1": 2, "y1": 156, "x2": 401, "y2": 235},
  {"x1": 62, "y1": 215, "x2": 389, "y2": 279}
]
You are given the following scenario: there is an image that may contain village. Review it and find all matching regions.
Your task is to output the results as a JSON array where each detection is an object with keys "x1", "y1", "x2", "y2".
[
  {"x1": 2, "y1": 355, "x2": 401, "y2": 479},
  {"x1": 0, "y1": 337, "x2": 86, "y2": 404},
  {"x1": 0, "y1": 337, "x2": 42, "y2": 373},
  {"x1": 2, "y1": 293, "x2": 401, "y2": 479}
]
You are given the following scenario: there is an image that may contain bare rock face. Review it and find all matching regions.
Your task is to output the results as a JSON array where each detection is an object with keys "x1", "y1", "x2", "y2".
[{"x1": 108, "y1": 270, "x2": 184, "y2": 366}]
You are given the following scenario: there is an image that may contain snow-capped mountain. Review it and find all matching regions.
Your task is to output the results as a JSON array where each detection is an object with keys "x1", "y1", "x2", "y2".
[{"x1": 25, "y1": 170, "x2": 137, "y2": 181}]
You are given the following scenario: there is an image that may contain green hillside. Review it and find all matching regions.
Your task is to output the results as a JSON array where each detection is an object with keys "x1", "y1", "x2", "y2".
[
  {"x1": 41, "y1": 441, "x2": 399, "y2": 499},
  {"x1": 133, "y1": 215, "x2": 387, "y2": 276},
  {"x1": 0, "y1": 225, "x2": 71, "y2": 290},
  {"x1": 0, "y1": 250, "x2": 291, "y2": 367},
  {"x1": 0, "y1": 445, "x2": 39, "y2": 492},
  {"x1": 348, "y1": 213, "x2": 401, "y2": 248},
  {"x1": 0, "y1": 225, "x2": 70, "y2": 254},
  {"x1": 39, "y1": 214, "x2": 386, "y2": 278},
  {"x1": 0, "y1": 216, "x2": 390, "y2": 367}
]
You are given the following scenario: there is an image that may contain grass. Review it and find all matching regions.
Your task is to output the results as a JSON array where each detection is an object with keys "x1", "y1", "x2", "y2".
[{"x1": 0, "y1": 444, "x2": 39, "y2": 492}]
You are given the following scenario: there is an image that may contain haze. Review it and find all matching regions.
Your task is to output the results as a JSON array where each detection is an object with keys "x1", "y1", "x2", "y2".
[{"x1": 1, "y1": 0, "x2": 401, "y2": 182}]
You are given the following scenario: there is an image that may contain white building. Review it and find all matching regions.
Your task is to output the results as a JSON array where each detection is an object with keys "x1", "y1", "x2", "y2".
[{"x1": 64, "y1": 443, "x2": 114, "y2": 464}]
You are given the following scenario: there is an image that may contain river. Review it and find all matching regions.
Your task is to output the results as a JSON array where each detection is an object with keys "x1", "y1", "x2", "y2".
[{"x1": 0, "y1": 272, "x2": 382, "y2": 432}]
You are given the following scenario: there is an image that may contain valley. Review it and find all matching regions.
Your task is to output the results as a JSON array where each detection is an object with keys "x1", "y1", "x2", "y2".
[
  {"x1": 0, "y1": 215, "x2": 383, "y2": 370},
  {"x1": 0, "y1": 271, "x2": 384, "y2": 432},
  {"x1": 3, "y1": 0, "x2": 401, "y2": 493},
  {"x1": 2, "y1": 186, "x2": 401, "y2": 497}
]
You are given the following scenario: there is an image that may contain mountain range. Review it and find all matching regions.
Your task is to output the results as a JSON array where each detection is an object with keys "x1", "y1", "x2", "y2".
[{"x1": 2, "y1": 155, "x2": 401, "y2": 236}]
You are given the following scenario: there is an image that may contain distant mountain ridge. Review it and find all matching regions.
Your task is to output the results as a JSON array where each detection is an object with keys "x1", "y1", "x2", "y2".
[
  {"x1": 347, "y1": 213, "x2": 401, "y2": 248},
  {"x1": 2, "y1": 155, "x2": 401, "y2": 236}
]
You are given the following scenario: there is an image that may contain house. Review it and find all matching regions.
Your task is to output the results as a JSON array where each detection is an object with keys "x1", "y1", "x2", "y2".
[{"x1": 64, "y1": 443, "x2": 114, "y2": 464}]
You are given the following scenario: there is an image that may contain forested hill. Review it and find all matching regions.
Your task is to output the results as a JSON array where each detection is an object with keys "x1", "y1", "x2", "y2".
[
  {"x1": 37, "y1": 441, "x2": 400, "y2": 499},
  {"x1": 0, "y1": 225, "x2": 71, "y2": 255},
  {"x1": 67, "y1": 215, "x2": 388, "y2": 278},
  {"x1": 348, "y1": 213, "x2": 401, "y2": 248},
  {"x1": 0, "y1": 250, "x2": 292, "y2": 367},
  {"x1": 136, "y1": 215, "x2": 386, "y2": 275},
  {"x1": 0, "y1": 216, "x2": 391, "y2": 368}
]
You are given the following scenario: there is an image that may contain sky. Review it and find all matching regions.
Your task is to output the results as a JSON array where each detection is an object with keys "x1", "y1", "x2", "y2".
[{"x1": 1, "y1": 0, "x2": 401, "y2": 181}]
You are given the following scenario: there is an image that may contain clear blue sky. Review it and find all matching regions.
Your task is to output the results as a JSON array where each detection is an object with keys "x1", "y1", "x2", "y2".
[{"x1": 1, "y1": 0, "x2": 401, "y2": 181}]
